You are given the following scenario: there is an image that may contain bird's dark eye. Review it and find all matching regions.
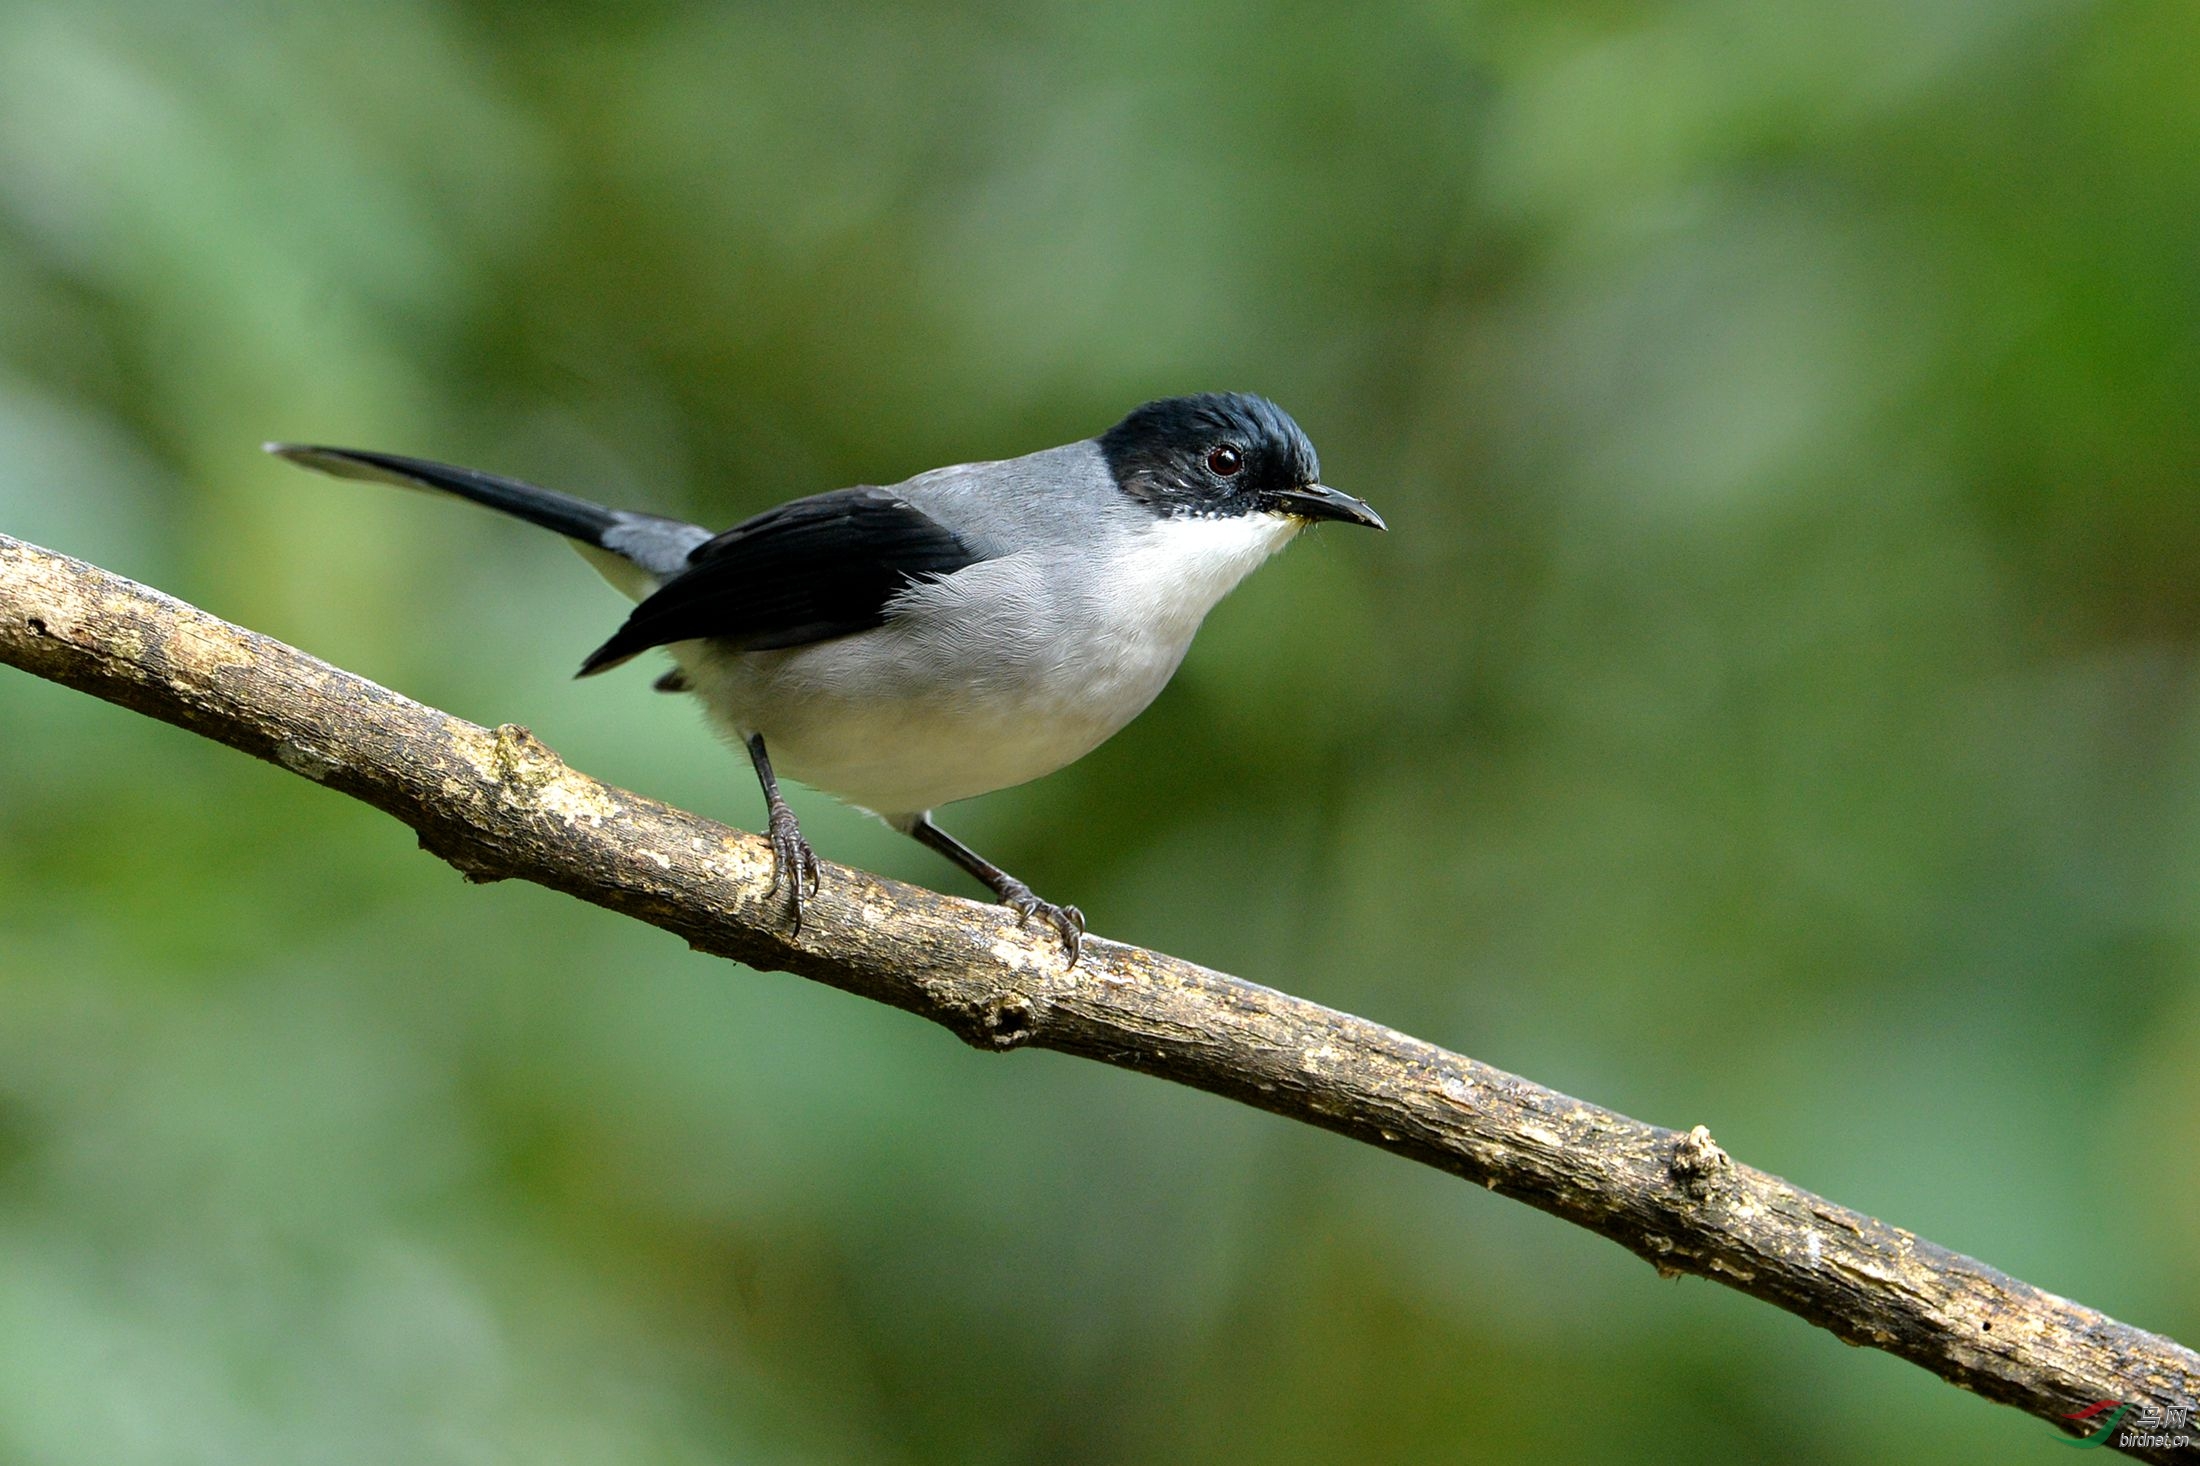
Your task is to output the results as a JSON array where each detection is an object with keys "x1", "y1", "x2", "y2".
[{"x1": 1206, "y1": 445, "x2": 1243, "y2": 478}]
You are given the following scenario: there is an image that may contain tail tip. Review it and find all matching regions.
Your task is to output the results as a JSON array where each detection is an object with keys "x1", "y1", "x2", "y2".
[{"x1": 575, "y1": 641, "x2": 638, "y2": 679}]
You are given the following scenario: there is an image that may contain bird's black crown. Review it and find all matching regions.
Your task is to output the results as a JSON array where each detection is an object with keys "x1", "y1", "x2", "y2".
[{"x1": 1099, "y1": 393, "x2": 1321, "y2": 518}]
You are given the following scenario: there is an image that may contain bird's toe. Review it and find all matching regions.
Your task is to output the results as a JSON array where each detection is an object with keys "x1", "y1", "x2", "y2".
[
  {"x1": 1003, "y1": 887, "x2": 1084, "y2": 965},
  {"x1": 765, "y1": 806, "x2": 822, "y2": 933}
]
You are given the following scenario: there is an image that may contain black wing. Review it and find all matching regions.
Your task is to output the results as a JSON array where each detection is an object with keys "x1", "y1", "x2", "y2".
[{"x1": 576, "y1": 487, "x2": 980, "y2": 674}]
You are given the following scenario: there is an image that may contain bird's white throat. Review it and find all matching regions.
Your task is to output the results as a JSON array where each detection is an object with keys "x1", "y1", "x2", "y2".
[{"x1": 1117, "y1": 510, "x2": 1302, "y2": 638}]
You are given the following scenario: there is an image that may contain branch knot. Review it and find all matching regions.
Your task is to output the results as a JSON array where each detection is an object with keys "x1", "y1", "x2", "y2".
[
  {"x1": 975, "y1": 991, "x2": 1041, "y2": 1050},
  {"x1": 1669, "y1": 1124, "x2": 1731, "y2": 1200},
  {"x1": 492, "y1": 723, "x2": 562, "y2": 788}
]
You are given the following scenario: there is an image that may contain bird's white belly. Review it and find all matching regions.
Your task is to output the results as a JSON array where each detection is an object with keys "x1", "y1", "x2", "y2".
[{"x1": 679, "y1": 621, "x2": 1182, "y2": 815}]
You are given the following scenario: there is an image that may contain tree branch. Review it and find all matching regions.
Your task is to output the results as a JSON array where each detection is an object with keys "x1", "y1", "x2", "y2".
[{"x1": 3, "y1": 530, "x2": 2194, "y2": 1459}]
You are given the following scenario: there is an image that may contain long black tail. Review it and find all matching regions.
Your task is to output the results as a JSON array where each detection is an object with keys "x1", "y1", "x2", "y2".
[{"x1": 265, "y1": 444, "x2": 623, "y2": 546}]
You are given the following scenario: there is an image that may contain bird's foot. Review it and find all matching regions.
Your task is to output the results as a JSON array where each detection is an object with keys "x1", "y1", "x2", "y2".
[
  {"x1": 997, "y1": 880, "x2": 1085, "y2": 965},
  {"x1": 766, "y1": 802, "x2": 823, "y2": 934}
]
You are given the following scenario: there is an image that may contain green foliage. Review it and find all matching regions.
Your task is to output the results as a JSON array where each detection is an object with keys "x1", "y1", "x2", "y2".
[{"x1": 1, "y1": 1, "x2": 2194, "y2": 1460}]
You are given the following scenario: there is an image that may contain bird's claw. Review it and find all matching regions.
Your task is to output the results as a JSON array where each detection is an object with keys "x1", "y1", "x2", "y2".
[
  {"x1": 766, "y1": 804, "x2": 822, "y2": 933},
  {"x1": 1001, "y1": 883, "x2": 1085, "y2": 965}
]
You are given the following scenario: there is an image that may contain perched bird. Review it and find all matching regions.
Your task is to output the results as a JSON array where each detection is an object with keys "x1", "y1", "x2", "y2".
[{"x1": 267, "y1": 393, "x2": 1383, "y2": 962}]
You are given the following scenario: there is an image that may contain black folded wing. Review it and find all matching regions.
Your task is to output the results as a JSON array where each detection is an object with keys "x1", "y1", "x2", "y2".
[{"x1": 577, "y1": 487, "x2": 979, "y2": 675}]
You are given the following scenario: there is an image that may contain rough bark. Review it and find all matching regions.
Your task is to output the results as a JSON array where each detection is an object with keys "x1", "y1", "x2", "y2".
[{"x1": 3, "y1": 530, "x2": 2194, "y2": 1459}]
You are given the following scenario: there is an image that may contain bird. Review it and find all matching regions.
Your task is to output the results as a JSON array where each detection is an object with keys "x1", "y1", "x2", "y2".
[{"x1": 266, "y1": 392, "x2": 1384, "y2": 963}]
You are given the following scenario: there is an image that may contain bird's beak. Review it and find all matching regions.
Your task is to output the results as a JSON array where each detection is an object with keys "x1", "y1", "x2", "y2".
[{"x1": 1265, "y1": 484, "x2": 1387, "y2": 531}]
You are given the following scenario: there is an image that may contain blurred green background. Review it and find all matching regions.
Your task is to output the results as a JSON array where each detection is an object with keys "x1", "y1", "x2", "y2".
[{"x1": 2, "y1": 1, "x2": 2196, "y2": 1461}]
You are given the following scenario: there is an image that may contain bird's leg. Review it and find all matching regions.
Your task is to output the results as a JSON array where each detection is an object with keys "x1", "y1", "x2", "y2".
[
  {"x1": 904, "y1": 815, "x2": 1084, "y2": 964},
  {"x1": 745, "y1": 733, "x2": 821, "y2": 933}
]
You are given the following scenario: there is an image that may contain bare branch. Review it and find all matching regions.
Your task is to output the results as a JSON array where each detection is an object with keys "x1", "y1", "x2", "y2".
[{"x1": 3, "y1": 530, "x2": 2194, "y2": 1459}]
